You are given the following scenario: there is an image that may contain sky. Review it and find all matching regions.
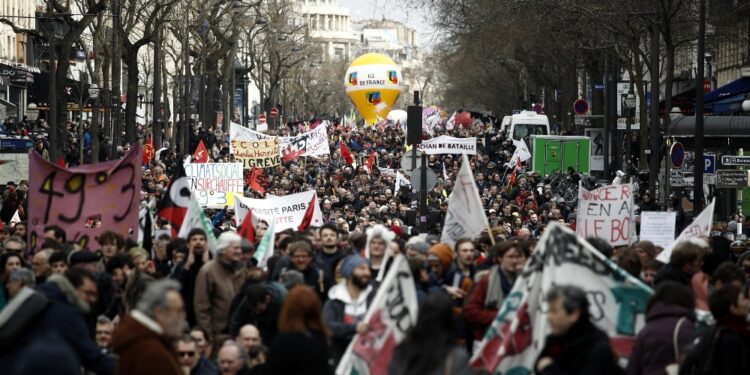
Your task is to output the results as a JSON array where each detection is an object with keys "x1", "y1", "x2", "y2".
[{"x1": 338, "y1": 0, "x2": 436, "y2": 49}]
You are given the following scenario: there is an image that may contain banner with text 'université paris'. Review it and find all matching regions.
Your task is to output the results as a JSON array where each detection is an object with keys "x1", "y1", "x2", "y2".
[
  {"x1": 470, "y1": 223, "x2": 652, "y2": 373},
  {"x1": 27, "y1": 146, "x2": 142, "y2": 252}
]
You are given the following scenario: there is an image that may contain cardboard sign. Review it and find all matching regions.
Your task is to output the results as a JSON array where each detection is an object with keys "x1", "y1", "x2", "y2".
[
  {"x1": 639, "y1": 211, "x2": 677, "y2": 249},
  {"x1": 185, "y1": 163, "x2": 243, "y2": 208},
  {"x1": 230, "y1": 138, "x2": 281, "y2": 169},
  {"x1": 576, "y1": 183, "x2": 634, "y2": 246},
  {"x1": 27, "y1": 146, "x2": 142, "y2": 252}
]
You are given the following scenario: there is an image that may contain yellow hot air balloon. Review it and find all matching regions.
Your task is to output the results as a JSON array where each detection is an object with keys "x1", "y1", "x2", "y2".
[{"x1": 345, "y1": 53, "x2": 402, "y2": 124}]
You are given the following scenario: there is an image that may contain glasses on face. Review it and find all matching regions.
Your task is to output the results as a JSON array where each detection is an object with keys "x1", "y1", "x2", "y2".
[{"x1": 178, "y1": 351, "x2": 196, "y2": 358}]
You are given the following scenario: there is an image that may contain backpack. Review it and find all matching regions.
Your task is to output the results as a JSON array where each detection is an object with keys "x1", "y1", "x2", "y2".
[{"x1": 679, "y1": 326, "x2": 722, "y2": 375}]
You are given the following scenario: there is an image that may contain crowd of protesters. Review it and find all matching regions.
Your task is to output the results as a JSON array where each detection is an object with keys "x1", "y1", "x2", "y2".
[{"x1": 0, "y1": 115, "x2": 749, "y2": 374}]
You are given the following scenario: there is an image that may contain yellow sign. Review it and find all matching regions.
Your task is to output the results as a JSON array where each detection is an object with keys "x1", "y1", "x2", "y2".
[
  {"x1": 345, "y1": 53, "x2": 402, "y2": 124},
  {"x1": 230, "y1": 138, "x2": 281, "y2": 168}
]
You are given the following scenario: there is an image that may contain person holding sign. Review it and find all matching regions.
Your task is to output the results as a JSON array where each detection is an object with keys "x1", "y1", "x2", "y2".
[{"x1": 535, "y1": 285, "x2": 619, "y2": 375}]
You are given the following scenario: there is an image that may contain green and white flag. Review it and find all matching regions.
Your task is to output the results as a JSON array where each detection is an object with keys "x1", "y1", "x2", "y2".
[
  {"x1": 178, "y1": 194, "x2": 218, "y2": 254},
  {"x1": 253, "y1": 218, "x2": 275, "y2": 269}
]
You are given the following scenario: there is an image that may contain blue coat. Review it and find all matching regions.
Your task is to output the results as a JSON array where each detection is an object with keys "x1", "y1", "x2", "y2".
[{"x1": 0, "y1": 275, "x2": 116, "y2": 375}]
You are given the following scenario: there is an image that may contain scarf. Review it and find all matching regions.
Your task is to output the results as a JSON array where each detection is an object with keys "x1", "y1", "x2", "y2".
[{"x1": 485, "y1": 265, "x2": 515, "y2": 310}]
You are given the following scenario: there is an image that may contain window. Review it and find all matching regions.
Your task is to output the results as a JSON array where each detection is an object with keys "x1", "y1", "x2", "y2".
[{"x1": 334, "y1": 47, "x2": 344, "y2": 60}]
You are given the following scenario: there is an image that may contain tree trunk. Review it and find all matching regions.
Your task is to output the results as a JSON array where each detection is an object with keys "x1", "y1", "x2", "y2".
[{"x1": 124, "y1": 48, "x2": 140, "y2": 146}]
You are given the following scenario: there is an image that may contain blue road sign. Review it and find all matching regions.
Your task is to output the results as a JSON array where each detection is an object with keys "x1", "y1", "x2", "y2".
[
  {"x1": 594, "y1": 83, "x2": 606, "y2": 90},
  {"x1": 704, "y1": 155, "x2": 716, "y2": 174}
]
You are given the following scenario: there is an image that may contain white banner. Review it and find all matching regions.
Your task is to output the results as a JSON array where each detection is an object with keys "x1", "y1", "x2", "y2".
[
  {"x1": 230, "y1": 122, "x2": 331, "y2": 160},
  {"x1": 656, "y1": 199, "x2": 715, "y2": 263},
  {"x1": 639, "y1": 211, "x2": 677, "y2": 249},
  {"x1": 441, "y1": 154, "x2": 489, "y2": 248},
  {"x1": 234, "y1": 190, "x2": 323, "y2": 232},
  {"x1": 471, "y1": 223, "x2": 652, "y2": 373},
  {"x1": 185, "y1": 163, "x2": 244, "y2": 208},
  {"x1": 336, "y1": 255, "x2": 418, "y2": 375},
  {"x1": 507, "y1": 138, "x2": 531, "y2": 167},
  {"x1": 416, "y1": 135, "x2": 477, "y2": 155},
  {"x1": 576, "y1": 183, "x2": 634, "y2": 246}
]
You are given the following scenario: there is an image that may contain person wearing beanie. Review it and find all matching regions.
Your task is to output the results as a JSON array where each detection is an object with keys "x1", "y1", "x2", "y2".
[
  {"x1": 322, "y1": 254, "x2": 374, "y2": 366},
  {"x1": 405, "y1": 237, "x2": 430, "y2": 262},
  {"x1": 428, "y1": 243, "x2": 453, "y2": 282},
  {"x1": 193, "y1": 231, "x2": 245, "y2": 344}
]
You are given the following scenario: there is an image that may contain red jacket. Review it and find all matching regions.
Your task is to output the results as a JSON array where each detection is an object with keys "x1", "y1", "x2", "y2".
[{"x1": 463, "y1": 274, "x2": 498, "y2": 341}]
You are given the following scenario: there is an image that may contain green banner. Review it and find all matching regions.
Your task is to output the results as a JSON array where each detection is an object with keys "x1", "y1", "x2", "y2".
[{"x1": 531, "y1": 135, "x2": 591, "y2": 176}]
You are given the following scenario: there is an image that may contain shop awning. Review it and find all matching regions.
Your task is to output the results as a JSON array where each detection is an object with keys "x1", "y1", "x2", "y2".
[
  {"x1": 670, "y1": 115, "x2": 750, "y2": 137},
  {"x1": 704, "y1": 77, "x2": 750, "y2": 102}
]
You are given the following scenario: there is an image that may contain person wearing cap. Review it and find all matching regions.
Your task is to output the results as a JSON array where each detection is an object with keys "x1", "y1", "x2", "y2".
[
  {"x1": 322, "y1": 254, "x2": 374, "y2": 366},
  {"x1": 405, "y1": 237, "x2": 430, "y2": 262},
  {"x1": 193, "y1": 232, "x2": 246, "y2": 344},
  {"x1": 69, "y1": 250, "x2": 101, "y2": 274},
  {"x1": 428, "y1": 243, "x2": 453, "y2": 284}
]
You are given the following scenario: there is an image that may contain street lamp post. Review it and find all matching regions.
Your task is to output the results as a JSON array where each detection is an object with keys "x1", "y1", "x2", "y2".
[{"x1": 624, "y1": 92, "x2": 636, "y2": 180}]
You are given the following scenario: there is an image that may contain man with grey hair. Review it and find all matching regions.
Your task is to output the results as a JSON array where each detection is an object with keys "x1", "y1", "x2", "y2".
[
  {"x1": 217, "y1": 341, "x2": 250, "y2": 375},
  {"x1": 535, "y1": 285, "x2": 617, "y2": 374},
  {"x1": 32, "y1": 249, "x2": 53, "y2": 284},
  {"x1": 112, "y1": 279, "x2": 184, "y2": 375},
  {"x1": 194, "y1": 231, "x2": 246, "y2": 344},
  {"x1": 2, "y1": 236, "x2": 25, "y2": 253},
  {"x1": 6, "y1": 268, "x2": 35, "y2": 299}
]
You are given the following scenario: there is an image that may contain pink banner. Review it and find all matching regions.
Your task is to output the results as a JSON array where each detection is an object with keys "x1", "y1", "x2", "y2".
[{"x1": 28, "y1": 146, "x2": 142, "y2": 252}]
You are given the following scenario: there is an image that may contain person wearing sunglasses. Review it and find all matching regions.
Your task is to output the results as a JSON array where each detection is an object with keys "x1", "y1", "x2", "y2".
[{"x1": 177, "y1": 335, "x2": 218, "y2": 375}]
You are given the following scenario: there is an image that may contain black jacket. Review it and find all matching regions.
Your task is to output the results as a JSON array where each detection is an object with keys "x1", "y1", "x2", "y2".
[
  {"x1": 263, "y1": 331, "x2": 333, "y2": 375},
  {"x1": 653, "y1": 264, "x2": 692, "y2": 287},
  {"x1": 535, "y1": 319, "x2": 619, "y2": 375}
]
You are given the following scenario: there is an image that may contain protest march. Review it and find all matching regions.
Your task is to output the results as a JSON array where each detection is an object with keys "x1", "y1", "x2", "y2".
[{"x1": 2, "y1": 108, "x2": 748, "y2": 375}]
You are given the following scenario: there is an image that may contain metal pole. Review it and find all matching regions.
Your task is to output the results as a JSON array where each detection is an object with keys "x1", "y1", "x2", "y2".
[
  {"x1": 153, "y1": 24, "x2": 162, "y2": 149},
  {"x1": 47, "y1": 3, "x2": 58, "y2": 161},
  {"x1": 603, "y1": 53, "x2": 611, "y2": 179},
  {"x1": 111, "y1": 0, "x2": 121, "y2": 159},
  {"x1": 694, "y1": 0, "x2": 706, "y2": 213},
  {"x1": 649, "y1": 24, "x2": 661, "y2": 204}
]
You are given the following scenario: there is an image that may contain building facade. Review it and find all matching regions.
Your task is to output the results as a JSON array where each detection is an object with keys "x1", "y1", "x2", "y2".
[{"x1": 295, "y1": 0, "x2": 359, "y2": 60}]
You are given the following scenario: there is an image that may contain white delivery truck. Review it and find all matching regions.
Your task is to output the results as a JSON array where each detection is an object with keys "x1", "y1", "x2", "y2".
[{"x1": 507, "y1": 111, "x2": 550, "y2": 140}]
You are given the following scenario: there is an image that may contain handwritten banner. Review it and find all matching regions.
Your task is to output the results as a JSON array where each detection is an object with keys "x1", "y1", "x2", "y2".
[
  {"x1": 336, "y1": 255, "x2": 418, "y2": 375},
  {"x1": 471, "y1": 223, "x2": 651, "y2": 373},
  {"x1": 230, "y1": 138, "x2": 281, "y2": 169},
  {"x1": 185, "y1": 163, "x2": 243, "y2": 209},
  {"x1": 234, "y1": 190, "x2": 323, "y2": 232},
  {"x1": 230, "y1": 122, "x2": 331, "y2": 161},
  {"x1": 28, "y1": 146, "x2": 142, "y2": 252},
  {"x1": 576, "y1": 183, "x2": 634, "y2": 246},
  {"x1": 417, "y1": 135, "x2": 477, "y2": 155}
]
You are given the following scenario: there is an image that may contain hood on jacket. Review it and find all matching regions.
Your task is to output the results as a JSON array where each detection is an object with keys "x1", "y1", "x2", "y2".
[
  {"x1": 327, "y1": 282, "x2": 372, "y2": 305},
  {"x1": 646, "y1": 302, "x2": 695, "y2": 322},
  {"x1": 364, "y1": 224, "x2": 395, "y2": 259},
  {"x1": 111, "y1": 313, "x2": 163, "y2": 354},
  {"x1": 37, "y1": 274, "x2": 89, "y2": 314}
]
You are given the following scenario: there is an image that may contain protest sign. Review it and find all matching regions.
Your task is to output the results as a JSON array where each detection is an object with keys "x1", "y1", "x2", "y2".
[
  {"x1": 230, "y1": 122, "x2": 331, "y2": 161},
  {"x1": 231, "y1": 138, "x2": 281, "y2": 169},
  {"x1": 336, "y1": 255, "x2": 418, "y2": 375},
  {"x1": 441, "y1": 154, "x2": 489, "y2": 248},
  {"x1": 416, "y1": 135, "x2": 477, "y2": 155},
  {"x1": 471, "y1": 223, "x2": 652, "y2": 373},
  {"x1": 27, "y1": 146, "x2": 142, "y2": 252},
  {"x1": 639, "y1": 211, "x2": 677, "y2": 249},
  {"x1": 185, "y1": 163, "x2": 244, "y2": 208},
  {"x1": 656, "y1": 199, "x2": 715, "y2": 263},
  {"x1": 576, "y1": 183, "x2": 634, "y2": 246},
  {"x1": 234, "y1": 190, "x2": 323, "y2": 232}
]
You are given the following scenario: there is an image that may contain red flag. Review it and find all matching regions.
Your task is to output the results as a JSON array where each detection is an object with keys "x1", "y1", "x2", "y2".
[
  {"x1": 340, "y1": 141, "x2": 353, "y2": 165},
  {"x1": 156, "y1": 162, "x2": 189, "y2": 236},
  {"x1": 246, "y1": 168, "x2": 266, "y2": 194},
  {"x1": 193, "y1": 140, "x2": 209, "y2": 163},
  {"x1": 142, "y1": 136, "x2": 155, "y2": 164},
  {"x1": 297, "y1": 193, "x2": 317, "y2": 231},
  {"x1": 237, "y1": 209, "x2": 256, "y2": 243},
  {"x1": 366, "y1": 151, "x2": 375, "y2": 173},
  {"x1": 56, "y1": 156, "x2": 65, "y2": 167}
]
